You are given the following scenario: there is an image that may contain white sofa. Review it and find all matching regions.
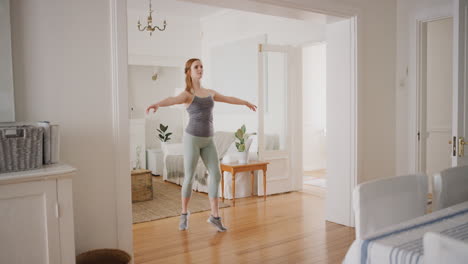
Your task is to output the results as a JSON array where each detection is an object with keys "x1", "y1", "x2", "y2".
[{"x1": 161, "y1": 132, "x2": 259, "y2": 199}]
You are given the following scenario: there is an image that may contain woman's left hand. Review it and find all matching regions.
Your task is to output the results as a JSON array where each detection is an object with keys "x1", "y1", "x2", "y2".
[{"x1": 245, "y1": 102, "x2": 257, "y2": 112}]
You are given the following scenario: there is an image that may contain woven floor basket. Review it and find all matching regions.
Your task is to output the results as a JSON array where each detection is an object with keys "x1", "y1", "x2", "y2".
[{"x1": 76, "y1": 249, "x2": 131, "y2": 264}]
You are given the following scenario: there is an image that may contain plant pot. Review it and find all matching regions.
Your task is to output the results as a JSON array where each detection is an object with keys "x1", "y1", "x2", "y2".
[{"x1": 238, "y1": 151, "x2": 248, "y2": 164}]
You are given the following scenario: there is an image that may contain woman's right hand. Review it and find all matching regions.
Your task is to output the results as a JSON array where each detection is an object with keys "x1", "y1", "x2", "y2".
[{"x1": 146, "y1": 104, "x2": 159, "y2": 114}]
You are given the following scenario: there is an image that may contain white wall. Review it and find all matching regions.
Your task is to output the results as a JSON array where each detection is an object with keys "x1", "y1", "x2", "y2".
[
  {"x1": 395, "y1": 0, "x2": 453, "y2": 175},
  {"x1": 128, "y1": 65, "x2": 185, "y2": 148},
  {"x1": 201, "y1": 9, "x2": 326, "y2": 89},
  {"x1": 11, "y1": 0, "x2": 131, "y2": 255},
  {"x1": 200, "y1": 9, "x2": 326, "y2": 135},
  {"x1": 0, "y1": 0, "x2": 15, "y2": 122},
  {"x1": 208, "y1": 35, "x2": 262, "y2": 134},
  {"x1": 302, "y1": 43, "x2": 326, "y2": 171},
  {"x1": 127, "y1": 8, "x2": 202, "y2": 67}
]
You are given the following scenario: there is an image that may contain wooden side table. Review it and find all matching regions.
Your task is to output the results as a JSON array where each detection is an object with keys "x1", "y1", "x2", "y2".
[{"x1": 220, "y1": 161, "x2": 269, "y2": 206}]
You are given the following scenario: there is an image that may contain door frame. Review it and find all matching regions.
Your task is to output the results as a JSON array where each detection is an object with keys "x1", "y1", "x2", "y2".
[
  {"x1": 111, "y1": 0, "x2": 361, "y2": 256},
  {"x1": 411, "y1": 5, "x2": 453, "y2": 173},
  {"x1": 110, "y1": 0, "x2": 134, "y2": 257}
]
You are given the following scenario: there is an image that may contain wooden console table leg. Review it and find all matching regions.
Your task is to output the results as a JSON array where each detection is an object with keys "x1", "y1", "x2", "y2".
[
  {"x1": 263, "y1": 168, "x2": 267, "y2": 201},
  {"x1": 221, "y1": 169, "x2": 224, "y2": 202},
  {"x1": 251, "y1": 171, "x2": 255, "y2": 196},
  {"x1": 232, "y1": 172, "x2": 236, "y2": 206}
]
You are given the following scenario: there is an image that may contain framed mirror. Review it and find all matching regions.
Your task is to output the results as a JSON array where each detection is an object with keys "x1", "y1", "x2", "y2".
[{"x1": 0, "y1": 0, "x2": 15, "y2": 122}]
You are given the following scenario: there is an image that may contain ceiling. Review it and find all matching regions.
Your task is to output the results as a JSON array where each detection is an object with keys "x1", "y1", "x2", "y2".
[
  {"x1": 128, "y1": 0, "x2": 343, "y2": 24},
  {"x1": 127, "y1": 0, "x2": 224, "y2": 18}
]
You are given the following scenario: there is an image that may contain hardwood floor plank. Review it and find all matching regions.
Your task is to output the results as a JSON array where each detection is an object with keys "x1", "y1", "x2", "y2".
[{"x1": 133, "y1": 190, "x2": 355, "y2": 264}]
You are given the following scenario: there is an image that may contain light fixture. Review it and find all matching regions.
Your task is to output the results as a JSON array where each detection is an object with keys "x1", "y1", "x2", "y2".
[{"x1": 137, "y1": 0, "x2": 167, "y2": 36}]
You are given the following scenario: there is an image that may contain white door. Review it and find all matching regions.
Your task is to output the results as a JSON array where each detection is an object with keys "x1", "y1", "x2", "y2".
[
  {"x1": 325, "y1": 18, "x2": 357, "y2": 226},
  {"x1": 257, "y1": 44, "x2": 299, "y2": 195},
  {"x1": 419, "y1": 18, "x2": 453, "y2": 187},
  {"x1": 0, "y1": 180, "x2": 61, "y2": 264},
  {"x1": 453, "y1": 0, "x2": 468, "y2": 165}
]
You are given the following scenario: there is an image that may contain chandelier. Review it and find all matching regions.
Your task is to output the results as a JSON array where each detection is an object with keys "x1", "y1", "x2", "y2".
[{"x1": 137, "y1": 0, "x2": 167, "y2": 36}]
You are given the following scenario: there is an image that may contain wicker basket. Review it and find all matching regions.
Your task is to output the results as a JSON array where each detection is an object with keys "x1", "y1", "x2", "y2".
[
  {"x1": 0, "y1": 125, "x2": 44, "y2": 173},
  {"x1": 76, "y1": 248, "x2": 131, "y2": 264},
  {"x1": 131, "y1": 169, "x2": 153, "y2": 202}
]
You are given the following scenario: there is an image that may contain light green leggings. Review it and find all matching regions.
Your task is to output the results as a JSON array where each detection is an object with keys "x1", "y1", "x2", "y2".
[{"x1": 182, "y1": 133, "x2": 221, "y2": 198}]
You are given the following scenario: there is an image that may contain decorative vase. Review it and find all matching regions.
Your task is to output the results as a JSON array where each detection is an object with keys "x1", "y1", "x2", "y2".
[{"x1": 238, "y1": 151, "x2": 248, "y2": 164}]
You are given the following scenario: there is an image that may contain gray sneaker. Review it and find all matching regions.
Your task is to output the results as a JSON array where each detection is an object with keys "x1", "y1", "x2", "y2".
[
  {"x1": 179, "y1": 211, "x2": 190, "y2": 231},
  {"x1": 207, "y1": 215, "x2": 228, "y2": 232}
]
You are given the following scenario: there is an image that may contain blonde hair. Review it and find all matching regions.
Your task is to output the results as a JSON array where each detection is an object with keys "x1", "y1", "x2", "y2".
[{"x1": 184, "y1": 58, "x2": 201, "y2": 94}]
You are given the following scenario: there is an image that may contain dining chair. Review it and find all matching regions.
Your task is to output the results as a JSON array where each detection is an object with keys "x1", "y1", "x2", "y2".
[
  {"x1": 353, "y1": 174, "x2": 428, "y2": 239},
  {"x1": 433, "y1": 166, "x2": 468, "y2": 211}
]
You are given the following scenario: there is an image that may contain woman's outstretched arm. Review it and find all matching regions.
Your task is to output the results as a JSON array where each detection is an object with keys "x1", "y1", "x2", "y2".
[
  {"x1": 211, "y1": 90, "x2": 257, "y2": 111},
  {"x1": 146, "y1": 91, "x2": 190, "y2": 114}
]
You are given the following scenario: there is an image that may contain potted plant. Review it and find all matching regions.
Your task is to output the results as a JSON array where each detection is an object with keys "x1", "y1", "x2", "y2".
[
  {"x1": 235, "y1": 124, "x2": 253, "y2": 164},
  {"x1": 157, "y1": 123, "x2": 172, "y2": 149}
]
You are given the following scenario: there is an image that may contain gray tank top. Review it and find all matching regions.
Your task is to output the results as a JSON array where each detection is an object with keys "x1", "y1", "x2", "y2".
[{"x1": 185, "y1": 95, "x2": 214, "y2": 137}]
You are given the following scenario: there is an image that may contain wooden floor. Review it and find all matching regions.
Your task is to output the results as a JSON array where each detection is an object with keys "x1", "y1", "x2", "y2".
[
  {"x1": 303, "y1": 170, "x2": 327, "y2": 198},
  {"x1": 133, "y1": 188, "x2": 355, "y2": 264}
]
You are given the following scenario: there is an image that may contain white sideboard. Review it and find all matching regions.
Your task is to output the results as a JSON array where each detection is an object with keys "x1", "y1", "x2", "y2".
[{"x1": 0, "y1": 164, "x2": 76, "y2": 264}]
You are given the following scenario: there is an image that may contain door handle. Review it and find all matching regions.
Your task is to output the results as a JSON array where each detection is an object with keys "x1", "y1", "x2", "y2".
[{"x1": 459, "y1": 137, "x2": 466, "y2": 157}]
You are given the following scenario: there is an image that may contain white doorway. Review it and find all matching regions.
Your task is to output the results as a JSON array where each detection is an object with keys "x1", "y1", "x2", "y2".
[
  {"x1": 417, "y1": 17, "x2": 453, "y2": 192},
  {"x1": 112, "y1": 4, "x2": 361, "y2": 253},
  {"x1": 301, "y1": 42, "x2": 327, "y2": 197}
]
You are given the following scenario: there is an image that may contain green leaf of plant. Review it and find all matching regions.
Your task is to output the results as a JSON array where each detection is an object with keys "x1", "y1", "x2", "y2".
[
  {"x1": 159, "y1": 124, "x2": 164, "y2": 131},
  {"x1": 235, "y1": 129, "x2": 243, "y2": 140},
  {"x1": 159, "y1": 134, "x2": 164, "y2": 140},
  {"x1": 166, "y1": 132, "x2": 173, "y2": 137},
  {"x1": 163, "y1": 125, "x2": 168, "y2": 132},
  {"x1": 157, "y1": 129, "x2": 163, "y2": 134},
  {"x1": 241, "y1": 124, "x2": 246, "y2": 134}
]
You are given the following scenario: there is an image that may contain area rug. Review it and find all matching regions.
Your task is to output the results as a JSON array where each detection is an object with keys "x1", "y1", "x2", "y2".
[{"x1": 132, "y1": 176, "x2": 230, "y2": 224}]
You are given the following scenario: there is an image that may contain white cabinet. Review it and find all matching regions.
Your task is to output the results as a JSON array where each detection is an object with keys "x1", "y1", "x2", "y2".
[
  {"x1": 0, "y1": 164, "x2": 76, "y2": 264},
  {"x1": 146, "y1": 148, "x2": 163, "y2": 175}
]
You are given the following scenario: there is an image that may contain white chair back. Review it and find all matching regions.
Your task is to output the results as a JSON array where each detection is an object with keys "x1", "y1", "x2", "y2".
[
  {"x1": 353, "y1": 174, "x2": 428, "y2": 239},
  {"x1": 433, "y1": 165, "x2": 468, "y2": 211},
  {"x1": 424, "y1": 232, "x2": 468, "y2": 264}
]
